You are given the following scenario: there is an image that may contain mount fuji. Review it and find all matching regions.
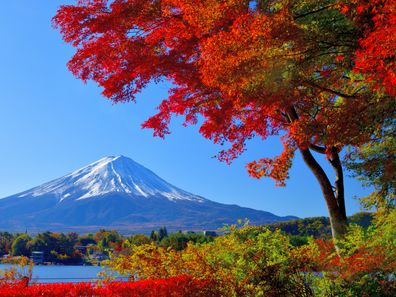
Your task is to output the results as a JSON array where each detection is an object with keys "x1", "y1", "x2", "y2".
[{"x1": 0, "y1": 156, "x2": 296, "y2": 233}]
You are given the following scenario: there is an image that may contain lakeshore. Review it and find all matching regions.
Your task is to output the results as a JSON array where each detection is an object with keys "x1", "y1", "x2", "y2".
[{"x1": 0, "y1": 264, "x2": 105, "y2": 283}]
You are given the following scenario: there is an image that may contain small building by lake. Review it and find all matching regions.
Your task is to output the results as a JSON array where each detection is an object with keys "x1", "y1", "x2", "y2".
[
  {"x1": 31, "y1": 251, "x2": 44, "y2": 264},
  {"x1": 203, "y1": 230, "x2": 217, "y2": 237}
]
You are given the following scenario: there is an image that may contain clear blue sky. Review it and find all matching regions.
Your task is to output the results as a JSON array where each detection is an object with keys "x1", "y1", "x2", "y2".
[{"x1": 0, "y1": 1, "x2": 370, "y2": 218}]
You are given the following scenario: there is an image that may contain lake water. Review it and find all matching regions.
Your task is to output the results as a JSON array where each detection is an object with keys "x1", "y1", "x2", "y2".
[{"x1": 0, "y1": 264, "x2": 117, "y2": 283}]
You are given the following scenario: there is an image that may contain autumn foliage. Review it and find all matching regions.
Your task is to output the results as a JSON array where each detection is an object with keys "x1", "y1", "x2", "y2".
[
  {"x1": 1, "y1": 214, "x2": 395, "y2": 296},
  {"x1": 53, "y1": 0, "x2": 394, "y2": 181},
  {"x1": 103, "y1": 216, "x2": 396, "y2": 296},
  {"x1": 0, "y1": 275, "x2": 216, "y2": 297},
  {"x1": 53, "y1": 0, "x2": 395, "y2": 241},
  {"x1": 352, "y1": 0, "x2": 396, "y2": 96}
]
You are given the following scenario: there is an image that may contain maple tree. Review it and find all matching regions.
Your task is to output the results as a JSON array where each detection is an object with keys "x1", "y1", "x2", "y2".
[{"x1": 53, "y1": 0, "x2": 395, "y2": 241}]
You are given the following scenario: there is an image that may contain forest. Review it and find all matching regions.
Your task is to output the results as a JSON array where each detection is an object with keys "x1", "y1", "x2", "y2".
[
  {"x1": 1, "y1": 212, "x2": 394, "y2": 295},
  {"x1": 0, "y1": 213, "x2": 373, "y2": 264},
  {"x1": 0, "y1": 228, "x2": 213, "y2": 265}
]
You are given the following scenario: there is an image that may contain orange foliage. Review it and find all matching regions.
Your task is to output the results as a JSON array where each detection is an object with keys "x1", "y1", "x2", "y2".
[{"x1": 53, "y1": 0, "x2": 395, "y2": 186}]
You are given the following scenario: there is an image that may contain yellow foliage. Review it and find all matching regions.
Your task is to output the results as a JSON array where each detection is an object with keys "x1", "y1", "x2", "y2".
[{"x1": 104, "y1": 226, "x2": 312, "y2": 296}]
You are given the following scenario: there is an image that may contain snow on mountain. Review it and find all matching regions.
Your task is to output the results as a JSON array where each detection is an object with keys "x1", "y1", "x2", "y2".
[
  {"x1": 18, "y1": 156, "x2": 204, "y2": 202},
  {"x1": 0, "y1": 155, "x2": 298, "y2": 232}
]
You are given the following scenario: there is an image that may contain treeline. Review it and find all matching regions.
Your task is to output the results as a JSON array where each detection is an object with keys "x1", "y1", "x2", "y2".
[
  {"x1": 0, "y1": 228, "x2": 215, "y2": 264},
  {"x1": 105, "y1": 212, "x2": 395, "y2": 296},
  {"x1": 0, "y1": 229, "x2": 123, "y2": 265},
  {"x1": 135, "y1": 227, "x2": 214, "y2": 251},
  {"x1": 264, "y1": 212, "x2": 373, "y2": 246},
  {"x1": 0, "y1": 213, "x2": 373, "y2": 264}
]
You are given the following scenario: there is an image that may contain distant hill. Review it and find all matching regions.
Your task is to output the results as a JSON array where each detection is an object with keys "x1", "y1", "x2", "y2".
[
  {"x1": 265, "y1": 212, "x2": 374, "y2": 238},
  {"x1": 0, "y1": 156, "x2": 297, "y2": 233}
]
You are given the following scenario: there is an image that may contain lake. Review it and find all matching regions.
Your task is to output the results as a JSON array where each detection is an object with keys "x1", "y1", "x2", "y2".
[{"x1": 0, "y1": 264, "x2": 119, "y2": 283}]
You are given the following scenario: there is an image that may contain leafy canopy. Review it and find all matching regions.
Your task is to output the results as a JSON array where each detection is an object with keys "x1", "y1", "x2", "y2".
[{"x1": 54, "y1": 0, "x2": 395, "y2": 185}]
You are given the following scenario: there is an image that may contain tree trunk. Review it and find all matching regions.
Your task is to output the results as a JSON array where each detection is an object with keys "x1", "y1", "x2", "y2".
[
  {"x1": 299, "y1": 148, "x2": 348, "y2": 241},
  {"x1": 286, "y1": 107, "x2": 348, "y2": 242}
]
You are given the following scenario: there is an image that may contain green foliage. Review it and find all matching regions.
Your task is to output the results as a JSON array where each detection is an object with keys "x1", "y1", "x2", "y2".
[
  {"x1": 158, "y1": 227, "x2": 168, "y2": 242},
  {"x1": 266, "y1": 212, "x2": 373, "y2": 238},
  {"x1": 94, "y1": 229, "x2": 123, "y2": 253},
  {"x1": 142, "y1": 228, "x2": 214, "y2": 251},
  {"x1": 105, "y1": 225, "x2": 313, "y2": 296},
  {"x1": 125, "y1": 234, "x2": 151, "y2": 247},
  {"x1": 159, "y1": 232, "x2": 188, "y2": 251},
  {"x1": 78, "y1": 234, "x2": 96, "y2": 246},
  {"x1": 348, "y1": 212, "x2": 374, "y2": 228},
  {"x1": 159, "y1": 231, "x2": 212, "y2": 251},
  {"x1": 149, "y1": 230, "x2": 159, "y2": 242},
  {"x1": 289, "y1": 235, "x2": 309, "y2": 247},
  {"x1": 367, "y1": 211, "x2": 396, "y2": 255},
  {"x1": 346, "y1": 119, "x2": 396, "y2": 212},
  {"x1": 0, "y1": 232, "x2": 14, "y2": 256},
  {"x1": 11, "y1": 234, "x2": 31, "y2": 257},
  {"x1": 3, "y1": 230, "x2": 113, "y2": 264},
  {"x1": 103, "y1": 213, "x2": 395, "y2": 296},
  {"x1": 30, "y1": 232, "x2": 77, "y2": 263},
  {"x1": 307, "y1": 211, "x2": 396, "y2": 296},
  {"x1": 1, "y1": 228, "x2": 214, "y2": 265},
  {"x1": 149, "y1": 227, "x2": 169, "y2": 243}
]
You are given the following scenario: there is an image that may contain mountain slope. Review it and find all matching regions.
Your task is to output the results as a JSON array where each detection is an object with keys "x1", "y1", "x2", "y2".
[
  {"x1": 16, "y1": 156, "x2": 204, "y2": 202},
  {"x1": 0, "y1": 156, "x2": 296, "y2": 232}
]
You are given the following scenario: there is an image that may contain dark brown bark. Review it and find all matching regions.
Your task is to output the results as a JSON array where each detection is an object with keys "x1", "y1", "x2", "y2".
[{"x1": 329, "y1": 147, "x2": 347, "y2": 219}]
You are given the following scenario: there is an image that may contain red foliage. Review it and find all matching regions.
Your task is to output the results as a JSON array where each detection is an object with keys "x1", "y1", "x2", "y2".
[
  {"x1": 0, "y1": 275, "x2": 216, "y2": 297},
  {"x1": 52, "y1": 0, "x2": 394, "y2": 187},
  {"x1": 353, "y1": 0, "x2": 396, "y2": 95},
  {"x1": 308, "y1": 239, "x2": 393, "y2": 281}
]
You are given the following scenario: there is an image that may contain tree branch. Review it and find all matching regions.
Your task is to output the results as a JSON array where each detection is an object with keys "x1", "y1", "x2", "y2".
[
  {"x1": 293, "y1": 5, "x2": 335, "y2": 20},
  {"x1": 304, "y1": 81, "x2": 357, "y2": 98},
  {"x1": 286, "y1": 106, "x2": 347, "y2": 240},
  {"x1": 309, "y1": 144, "x2": 326, "y2": 154}
]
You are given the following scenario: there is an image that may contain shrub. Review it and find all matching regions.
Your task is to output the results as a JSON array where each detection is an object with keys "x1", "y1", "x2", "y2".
[
  {"x1": 302, "y1": 212, "x2": 396, "y2": 296},
  {"x1": 105, "y1": 226, "x2": 314, "y2": 296},
  {"x1": 0, "y1": 275, "x2": 215, "y2": 297}
]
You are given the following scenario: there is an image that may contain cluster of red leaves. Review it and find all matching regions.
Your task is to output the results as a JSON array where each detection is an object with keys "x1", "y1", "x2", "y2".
[
  {"x1": 305, "y1": 239, "x2": 395, "y2": 281},
  {"x1": 290, "y1": 238, "x2": 396, "y2": 295},
  {"x1": 53, "y1": 0, "x2": 395, "y2": 186},
  {"x1": 247, "y1": 137, "x2": 295, "y2": 186},
  {"x1": 53, "y1": 0, "x2": 300, "y2": 186},
  {"x1": 0, "y1": 275, "x2": 217, "y2": 297},
  {"x1": 353, "y1": 0, "x2": 396, "y2": 95}
]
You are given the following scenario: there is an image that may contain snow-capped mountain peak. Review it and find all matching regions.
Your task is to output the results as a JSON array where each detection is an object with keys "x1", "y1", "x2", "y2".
[{"x1": 18, "y1": 156, "x2": 204, "y2": 202}]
